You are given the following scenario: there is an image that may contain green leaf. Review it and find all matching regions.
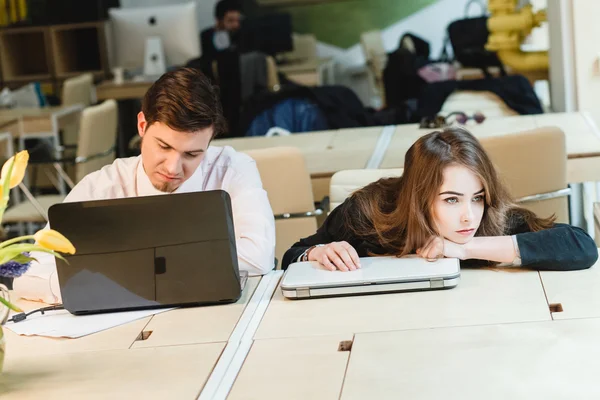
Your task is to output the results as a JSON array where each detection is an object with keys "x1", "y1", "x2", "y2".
[
  {"x1": 0, "y1": 296, "x2": 22, "y2": 313},
  {"x1": 11, "y1": 254, "x2": 36, "y2": 264}
]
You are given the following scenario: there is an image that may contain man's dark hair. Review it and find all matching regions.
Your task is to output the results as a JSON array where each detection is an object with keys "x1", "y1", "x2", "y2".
[
  {"x1": 215, "y1": 0, "x2": 241, "y2": 20},
  {"x1": 142, "y1": 67, "x2": 226, "y2": 139}
]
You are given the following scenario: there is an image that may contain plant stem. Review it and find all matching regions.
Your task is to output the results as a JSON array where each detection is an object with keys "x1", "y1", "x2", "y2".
[{"x1": 0, "y1": 235, "x2": 34, "y2": 249}]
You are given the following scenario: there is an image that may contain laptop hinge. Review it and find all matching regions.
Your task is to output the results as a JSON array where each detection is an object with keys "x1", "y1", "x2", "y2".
[
  {"x1": 296, "y1": 287, "x2": 310, "y2": 298},
  {"x1": 430, "y1": 278, "x2": 444, "y2": 289}
]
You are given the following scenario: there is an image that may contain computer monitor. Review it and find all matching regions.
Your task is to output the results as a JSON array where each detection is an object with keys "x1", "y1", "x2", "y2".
[
  {"x1": 238, "y1": 13, "x2": 293, "y2": 56},
  {"x1": 108, "y1": 3, "x2": 200, "y2": 74}
]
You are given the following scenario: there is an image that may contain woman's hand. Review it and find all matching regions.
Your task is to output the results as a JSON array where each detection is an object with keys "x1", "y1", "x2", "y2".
[
  {"x1": 308, "y1": 241, "x2": 361, "y2": 271},
  {"x1": 416, "y1": 237, "x2": 466, "y2": 261}
]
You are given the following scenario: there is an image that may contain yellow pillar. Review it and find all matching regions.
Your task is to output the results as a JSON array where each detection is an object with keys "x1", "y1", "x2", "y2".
[{"x1": 486, "y1": 0, "x2": 549, "y2": 72}]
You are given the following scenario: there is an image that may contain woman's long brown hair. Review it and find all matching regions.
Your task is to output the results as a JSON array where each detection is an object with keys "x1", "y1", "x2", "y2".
[{"x1": 345, "y1": 126, "x2": 555, "y2": 256}]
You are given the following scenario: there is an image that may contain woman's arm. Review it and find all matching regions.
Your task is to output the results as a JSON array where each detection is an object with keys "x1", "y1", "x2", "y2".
[
  {"x1": 281, "y1": 198, "x2": 358, "y2": 270},
  {"x1": 511, "y1": 223, "x2": 598, "y2": 271},
  {"x1": 462, "y1": 236, "x2": 516, "y2": 264},
  {"x1": 457, "y1": 224, "x2": 598, "y2": 270}
]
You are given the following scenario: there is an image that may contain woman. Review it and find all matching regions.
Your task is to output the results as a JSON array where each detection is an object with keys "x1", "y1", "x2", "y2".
[{"x1": 282, "y1": 127, "x2": 598, "y2": 271}]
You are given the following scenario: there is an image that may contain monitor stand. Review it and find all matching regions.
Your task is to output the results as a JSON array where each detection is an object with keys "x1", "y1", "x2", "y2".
[{"x1": 143, "y1": 36, "x2": 167, "y2": 79}]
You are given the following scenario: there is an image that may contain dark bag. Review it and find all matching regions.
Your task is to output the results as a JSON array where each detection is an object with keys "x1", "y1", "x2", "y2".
[{"x1": 447, "y1": 1, "x2": 506, "y2": 77}]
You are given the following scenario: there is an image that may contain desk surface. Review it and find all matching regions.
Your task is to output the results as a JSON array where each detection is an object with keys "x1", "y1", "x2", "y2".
[
  {"x1": 229, "y1": 334, "x2": 351, "y2": 400},
  {"x1": 255, "y1": 268, "x2": 550, "y2": 340},
  {"x1": 342, "y1": 319, "x2": 600, "y2": 399},
  {"x1": 131, "y1": 277, "x2": 260, "y2": 348},
  {"x1": 213, "y1": 112, "x2": 600, "y2": 184},
  {"x1": 540, "y1": 261, "x2": 600, "y2": 320},
  {"x1": 0, "y1": 342, "x2": 225, "y2": 400},
  {"x1": 95, "y1": 80, "x2": 153, "y2": 101},
  {"x1": 5, "y1": 277, "x2": 260, "y2": 356},
  {"x1": 381, "y1": 112, "x2": 600, "y2": 169},
  {"x1": 3, "y1": 297, "x2": 149, "y2": 357}
]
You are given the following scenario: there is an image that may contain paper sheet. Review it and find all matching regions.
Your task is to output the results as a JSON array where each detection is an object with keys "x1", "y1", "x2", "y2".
[{"x1": 5, "y1": 307, "x2": 174, "y2": 338}]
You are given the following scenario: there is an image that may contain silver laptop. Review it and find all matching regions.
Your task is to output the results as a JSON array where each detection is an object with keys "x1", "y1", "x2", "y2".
[{"x1": 281, "y1": 256, "x2": 460, "y2": 299}]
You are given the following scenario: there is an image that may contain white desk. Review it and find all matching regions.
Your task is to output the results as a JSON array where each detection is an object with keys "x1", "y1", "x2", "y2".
[
  {"x1": 228, "y1": 334, "x2": 351, "y2": 400},
  {"x1": 341, "y1": 319, "x2": 600, "y2": 399},
  {"x1": 254, "y1": 268, "x2": 550, "y2": 340},
  {"x1": 540, "y1": 261, "x2": 600, "y2": 320},
  {"x1": 131, "y1": 277, "x2": 259, "y2": 348},
  {"x1": 1, "y1": 276, "x2": 266, "y2": 398},
  {"x1": 0, "y1": 342, "x2": 225, "y2": 400}
]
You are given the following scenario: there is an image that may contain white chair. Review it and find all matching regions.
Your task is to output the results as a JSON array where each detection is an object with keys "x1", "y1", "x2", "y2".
[
  {"x1": 60, "y1": 73, "x2": 95, "y2": 149},
  {"x1": 329, "y1": 168, "x2": 404, "y2": 211},
  {"x1": 4, "y1": 99, "x2": 118, "y2": 225}
]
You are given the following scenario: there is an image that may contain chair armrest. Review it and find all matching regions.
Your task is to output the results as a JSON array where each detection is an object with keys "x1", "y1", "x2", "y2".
[
  {"x1": 274, "y1": 209, "x2": 324, "y2": 220},
  {"x1": 516, "y1": 188, "x2": 571, "y2": 204}
]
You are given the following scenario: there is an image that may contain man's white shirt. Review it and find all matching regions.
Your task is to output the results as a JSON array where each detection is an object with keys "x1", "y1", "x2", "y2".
[{"x1": 14, "y1": 146, "x2": 276, "y2": 303}]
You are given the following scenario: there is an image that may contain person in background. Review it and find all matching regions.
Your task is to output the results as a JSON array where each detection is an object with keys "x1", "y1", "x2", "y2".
[
  {"x1": 200, "y1": 0, "x2": 243, "y2": 60},
  {"x1": 282, "y1": 127, "x2": 598, "y2": 272}
]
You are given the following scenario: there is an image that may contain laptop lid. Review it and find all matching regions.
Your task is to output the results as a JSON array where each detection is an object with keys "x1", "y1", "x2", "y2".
[
  {"x1": 48, "y1": 190, "x2": 242, "y2": 315},
  {"x1": 281, "y1": 256, "x2": 460, "y2": 298}
]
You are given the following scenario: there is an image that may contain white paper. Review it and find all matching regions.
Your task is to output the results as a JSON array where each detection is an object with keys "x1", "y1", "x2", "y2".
[{"x1": 4, "y1": 307, "x2": 174, "y2": 338}]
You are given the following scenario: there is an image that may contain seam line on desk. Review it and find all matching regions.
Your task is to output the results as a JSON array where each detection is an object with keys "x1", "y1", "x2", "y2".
[
  {"x1": 365, "y1": 125, "x2": 395, "y2": 169},
  {"x1": 198, "y1": 272, "x2": 275, "y2": 399},
  {"x1": 128, "y1": 315, "x2": 156, "y2": 349},
  {"x1": 211, "y1": 271, "x2": 283, "y2": 399},
  {"x1": 337, "y1": 333, "x2": 356, "y2": 400},
  {"x1": 198, "y1": 270, "x2": 282, "y2": 400},
  {"x1": 538, "y1": 270, "x2": 554, "y2": 321}
]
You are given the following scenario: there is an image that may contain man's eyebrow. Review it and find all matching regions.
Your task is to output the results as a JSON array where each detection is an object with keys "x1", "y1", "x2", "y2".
[{"x1": 156, "y1": 138, "x2": 205, "y2": 153}]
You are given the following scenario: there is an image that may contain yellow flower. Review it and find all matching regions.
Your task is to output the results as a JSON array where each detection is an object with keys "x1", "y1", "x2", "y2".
[
  {"x1": 34, "y1": 229, "x2": 76, "y2": 254},
  {"x1": 1, "y1": 150, "x2": 29, "y2": 189}
]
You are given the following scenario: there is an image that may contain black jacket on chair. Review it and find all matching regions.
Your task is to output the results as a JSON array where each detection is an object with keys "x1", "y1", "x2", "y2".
[
  {"x1": 282, "y1": 196, "x2": 598, "y2": 271},
  {"x1": 417, "y1": 75, "x2": 544, "y2": 118}
]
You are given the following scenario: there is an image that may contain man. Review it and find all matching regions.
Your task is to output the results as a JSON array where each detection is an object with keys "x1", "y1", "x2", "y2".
[
  {"x1": 200, "y1": 0, "x2": 243, "y2": 60},
  {"x1": 15, "y1": 67, "x2": 276, "y2": 303}
]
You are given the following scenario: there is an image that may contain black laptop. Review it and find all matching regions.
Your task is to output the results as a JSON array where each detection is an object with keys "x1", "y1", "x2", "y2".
[{"x1": 48, "y1": 190, "x2": 242, "y2": 315}]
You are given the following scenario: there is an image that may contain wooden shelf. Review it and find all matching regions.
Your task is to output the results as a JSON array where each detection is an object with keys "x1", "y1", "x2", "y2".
[
  {"x1": 49, "y1": 22, "x2": 108, "y2": 79},
  {"x1": 0, "y1": 22, "x2": 109, "y2": 100},
  {"x1": 0, "y1": 26, "x2": 52, "y2": 82},
  {"x1": 56, "y1": 70, "x2": 105, "y2": 80}
]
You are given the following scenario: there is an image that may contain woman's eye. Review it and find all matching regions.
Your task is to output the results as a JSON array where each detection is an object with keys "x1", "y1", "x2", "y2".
[
  {"x1": 472, "y1": 195, "x2": 484, "y2": 202},
  {"x1": 159, "y1": 145, "x2": 169, "y2": 150},
  {"x1": 444, "y1": 197, "x2": 458, "y2": 204}
]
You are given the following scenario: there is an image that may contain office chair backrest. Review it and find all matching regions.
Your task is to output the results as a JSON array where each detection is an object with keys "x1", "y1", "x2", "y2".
[
  {"x1": 283, "y1": 33, "x2": 318, "y2": 62},
  {"x1": 62, "y1": 73, "x2": 94, "y2": 107},
  {"x1": 244, "y1": 146, "x2": 318, "y2": 267},
  {"x1": 479, "y1": 127, "x2": 569, "y2": 223},
  {"x1": 61, "y1": 73, "x2": 95, "y2": 148},
  {"x1": 76, "y1": 99, "x2": 118, "y2": 183},
  {"x1": 360, "y1": 30, "x2": 387, "y2": 75}
]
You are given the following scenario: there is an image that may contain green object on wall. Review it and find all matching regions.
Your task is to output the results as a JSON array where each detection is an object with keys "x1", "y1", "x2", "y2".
[{"x1": 281, "y1": 0, "x2": 438, "y2": 49}]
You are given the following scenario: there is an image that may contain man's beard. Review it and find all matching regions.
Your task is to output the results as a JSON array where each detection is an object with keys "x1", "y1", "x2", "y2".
[{"x1": 153, "y1": 181, "x2": 178, "y2": 193}]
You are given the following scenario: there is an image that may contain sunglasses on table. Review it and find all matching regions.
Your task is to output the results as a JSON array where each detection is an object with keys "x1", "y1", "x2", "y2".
[{"x1": 419, "y1": 111, "x2": 486, "y2": 129}]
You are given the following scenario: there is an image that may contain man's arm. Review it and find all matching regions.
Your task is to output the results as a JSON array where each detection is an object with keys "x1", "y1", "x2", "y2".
[{"x1": 226, "y1": 157, "x2": 276, "y2": 276}]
